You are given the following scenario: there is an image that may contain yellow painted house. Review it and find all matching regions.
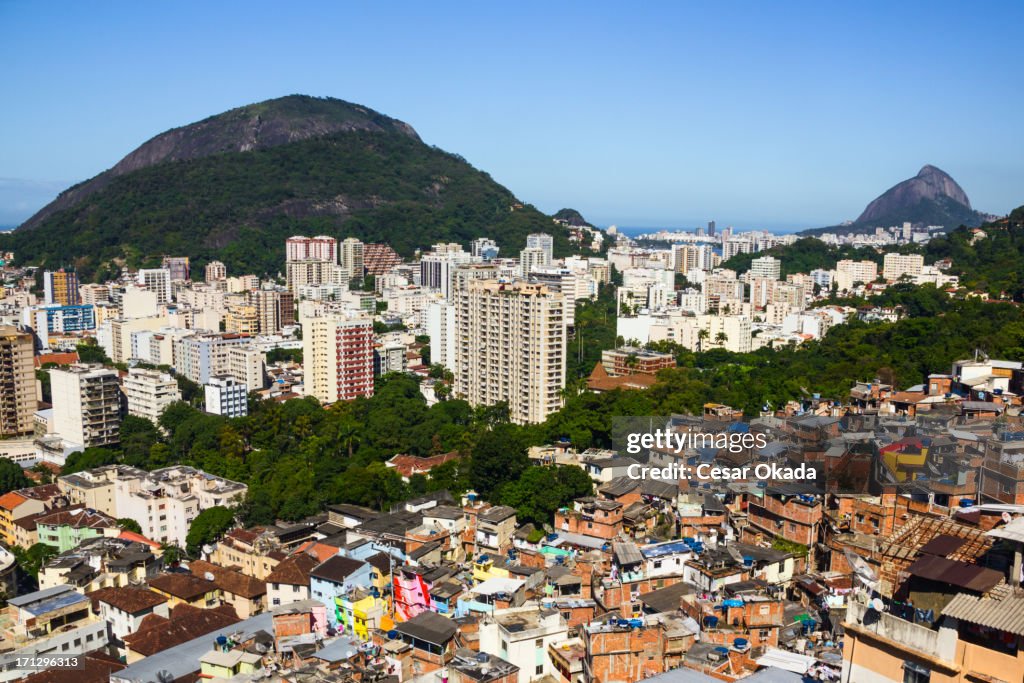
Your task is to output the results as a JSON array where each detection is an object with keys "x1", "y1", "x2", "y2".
[
  {"x1": 199, "y1": 649, "x2": 262, "y2": 678},
  {"x1": 336, "y1": 591, "x2": 390, "y2": 641},
  {"x1": 472, "y1": 555, "x2": 510, "y2": 583}
]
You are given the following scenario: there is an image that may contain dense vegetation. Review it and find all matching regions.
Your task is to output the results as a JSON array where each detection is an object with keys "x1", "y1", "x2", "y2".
[
  {"x1": 721, "y1": 237, "x2": 901, "y2": 277},
  {"x1": 923, "y1": 206, "x2": 1024, "y2": 297},
  {"x1": 4, "y1": 127, "x2": 574, "y2": 280}
]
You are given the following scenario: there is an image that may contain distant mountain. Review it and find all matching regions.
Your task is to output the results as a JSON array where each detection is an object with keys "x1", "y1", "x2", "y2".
[
  {"x1": 801, "y1": 165, "x2": 989, "y2": 236},
  {"x1": 5, "y1": 95, "x2": 573, "y2": 278}
]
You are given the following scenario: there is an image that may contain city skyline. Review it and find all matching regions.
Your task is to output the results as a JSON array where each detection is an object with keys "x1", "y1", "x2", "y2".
[{"x1": 2, "y1": 2, "x2": 1023, "y2": 229}]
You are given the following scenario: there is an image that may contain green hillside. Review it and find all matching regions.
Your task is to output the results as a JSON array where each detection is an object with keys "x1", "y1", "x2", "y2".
[{"x1": 2, "y1": 97, "x2": 573, "y2": 279}]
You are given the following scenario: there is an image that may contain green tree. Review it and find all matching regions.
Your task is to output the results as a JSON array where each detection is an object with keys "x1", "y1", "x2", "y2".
[
  {"x1": 117, "y1": 518, "x2": 143, "y2": 534},
  {"x1": 0, "y1": 459, "x2": 30, "y2": 495},
  {"x1": 185, "y1": 506, "x2": 236, "y2": 557}
]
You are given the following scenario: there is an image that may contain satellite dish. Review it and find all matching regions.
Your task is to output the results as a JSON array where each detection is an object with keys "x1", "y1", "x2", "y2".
[
  {"x1": 204, "y1": 572, "x2": 216, "y2": 581},
  {"x1": 157, "y1": 671, "x2": 175, "y2": 683},
  {"x1": 1002, "y1": 512, "x2": 1013, "y2": 524},
  {"x1": 202, "y1": 544, "x2": 215, "y2": 555},
  {"x1": 869, "y1": 598, "x2": 885, "y2": 611}
]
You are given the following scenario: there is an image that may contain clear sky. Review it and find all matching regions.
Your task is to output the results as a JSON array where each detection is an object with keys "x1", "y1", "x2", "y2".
[{"x1": 1, "y1": 1, "x2": 1022, "y2": 230}]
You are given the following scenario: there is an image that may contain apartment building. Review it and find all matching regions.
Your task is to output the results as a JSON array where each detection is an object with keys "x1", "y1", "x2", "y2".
[
  {"x1": 420, "y1": 243, "x2": 474, "y2": 298},
  {"x1": 114, "y1": 465, "x2": 247, "y2": 547},
  {"x1": 137, "y1": 268, "x2": 172, "y2": 305},
  {"x1": 225, "y1": 304, "x2": 260, "y2": 335},
  {"x1": 22, "y1": 304, "x2": 96, "y2": 337},
  {"x1": 749, "y1": 255, "x2": 781, "y2": 281},
  {"x1": 175, "y1": 333, "x2": 252, "y2": 384},
  {"x1": 123, "y1": 367, "x2": 180, "y2": 423},
  {"x1": 882, "y1": 252, "x2": 925, "y2": 282},
  {"x1": 601, "y1": 347, "x2": 676, "y2": 377},
  {"x1": 248, "y1": 288, "x2": 295, "y2": 334},
  {"x1": 835, "y1": 259, "x2": 878, "y2": 292},
  {"x1": 339, "y1": 237, "x2": 365, "y2": 281},
  {"x1": 226, "y1": 344, "x2": 266, "y2": 390},
  {"x1": 161, "y1": 257, "x2": 191, "y2": 281},
  {"x1": 58, "y1": 465, "x2": 148, "y2": 517},
  {"x1": 302, "y1": 312, "x2": 375, "y2": 403},
  {"x1": 50, "y1": 364, "x2": 122, "y2": 447},
  {"x1": 0, "y1": 325, "x2": 35, "y2": 437},
  {"x1": 205, "y1": 375, "x2": 248, "y2": 418},
  {"x1": 454, "y1": 280, "x2": 566, "y2": 424},
  {"x1": 204, "y1": 260, "x2": 227, "y2": 283},
  {"x1": 43, "y1": 269, "x2": 81, "y2": 306}
]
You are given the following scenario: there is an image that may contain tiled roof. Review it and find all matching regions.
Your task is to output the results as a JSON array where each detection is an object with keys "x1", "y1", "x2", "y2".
[
  {"x1": 23, "y1": 650, "x2": 125, "y2": 683},
  {"x1": 0, "y1": 491, "x2": 27, "y2": 511},
  {"x1": 310, "y1": 555, "x2": 366, "y2": 583},
  {"x1": 148, "y1": 572, "x2": 217, "y2": 600},
  {"x1": 265, "y1": 552, "x2": 319, "y2": 585},
  {"x1": 89, "y1": 586, "x2": 167, "y2": 614},
  {"x1": 188, "y1": 560, "x2": 266, "y2": 599},
  {"x1": 36, "y1": 508, "x2": 117, "y2": 530},
  {"x1": 124, "y1": 603, "x2": 239, "y2": 656}
]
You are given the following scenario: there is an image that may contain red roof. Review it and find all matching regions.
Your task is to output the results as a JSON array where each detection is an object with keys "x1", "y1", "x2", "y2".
[
  {"x1": 34, "y1": 351, "x2": 79, "y2": 368},
  {"x1": 386, "y1": 452, "x2": 462, "y2": 478},
  {"x1": 119, "y1": 529, "x2": 161, "y2": 548}
]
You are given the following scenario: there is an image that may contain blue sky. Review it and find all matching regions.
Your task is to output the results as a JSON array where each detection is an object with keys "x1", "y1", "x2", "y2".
[{"x1": 1, "y1": 1, "x2": 1022, "y2": 230}]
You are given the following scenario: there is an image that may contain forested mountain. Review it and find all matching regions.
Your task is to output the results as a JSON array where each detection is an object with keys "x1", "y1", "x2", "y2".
[{"x1": 4, "y1": 95, "x2": 573, "y2": 279}]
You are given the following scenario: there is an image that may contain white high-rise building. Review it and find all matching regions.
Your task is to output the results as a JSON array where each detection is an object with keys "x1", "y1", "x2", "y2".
[
  {"x1": 51, "y1": 365, "x2": 122, "y2": 448},
  {"x1": 749, "y1": 255, "x2": 781, "y2": 281},
  {"x1": 454, "y1": 281, "x2": 566, "y2": 424},
  {"x1": 835, "y1": 260, "x2": 878, "y2": 292},
  {"x1": 340, "y1": 238, "x2": 365, "y2": 281},
  {"x1": 526, "y1": 233, "x2": 554, "y2": 262},
  {"x1": 426, "y1": 301, "x2": 456, "y2": 370},
  {"x1": 420, "y1": 245, "x2": 473, "y2": 299},
  {"x1": 519, "y1": 247, "x2": 550, "y2": 277},
  {"x1": 137, "y1": 269, "x2": 173, "y2": 305},
  {"x1": 123, "y1": 368, "x2": 180, "y2": 424},
  {"x1": 882, "y1": 253, "x2": 924, "y2": 282}
]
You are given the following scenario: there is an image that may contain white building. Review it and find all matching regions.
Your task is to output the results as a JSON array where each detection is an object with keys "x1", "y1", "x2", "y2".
[
  {"x1": 882, "y1": 252, "x2": 924, "y2": 282},
  {"x1": 205, "y1": 375, "x2": 249, "y2": 418},
  {"x1": 479, "y1": 607, "x2": 568, "y2": 683},
  {"x1": 749, "y1": 255, "x2": 781, "y2": 281},
  {"x1": 137, "y1": 269, "x2": 173, "y2": 305},
  {"x1": 123, "y1": 367, "x2": 180, "y2": 424},
  {"x1": 50, "y1": 365, "x2": 121, "y2": 448},
  {"x1": 114, "y1": 465, "x2": 247, "y2": 547},
  {"x1": 426, "y1": 300, "x2": 456, "y2": 370}
]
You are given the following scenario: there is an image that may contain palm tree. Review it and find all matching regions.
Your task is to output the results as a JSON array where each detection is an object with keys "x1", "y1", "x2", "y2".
[
  {"x1": 715, "y1": 332, "x2": 728, "y2": 347},
  {"x1": 697, "y1": 328, "x2": 710, "y2": 353}
]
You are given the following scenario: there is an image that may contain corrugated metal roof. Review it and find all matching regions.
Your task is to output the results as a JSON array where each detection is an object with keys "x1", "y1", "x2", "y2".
[
  {"x1": 987, "y1": 517, "x2": 1024, "y2": 543},
  {"x1": 904, "y1": 555, "x2": 1003, "y2": 592},
  {"x1": 918, "y1": 534, "x2": 967, "y2": 557},
  {"x1": 612, "y1": 541, "x2": 644, "y2": 566},
  {"x1": 941, "y1": 592, "x2": 1024, "y2": 636}
]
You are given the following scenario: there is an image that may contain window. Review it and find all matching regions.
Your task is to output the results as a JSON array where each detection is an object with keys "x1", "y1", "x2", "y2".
[
  {"x1": 273, "y1": 583, "x2": 280, "y2": 590},
  {"x1": 536, "y1": 666, "x2": 544, "y2": 675},
  {"x1": 653, "y1": 560, "x2": 662, "y2": 569},
  {"x1": 903, "y1": 661, "x2": 930, "y2": 683},
  {"x1": 501, "y1": 640, "x2": 508, "y2": 652},
  {"x1": 273, "y1": 598, "x2": 280, "y2": 606},
  {"x1": 293, "y1": 585, "x2": 300, "y2": 592},
  {"x1": 535, "y1": 639, "x2": 543, "y2": 648}
]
